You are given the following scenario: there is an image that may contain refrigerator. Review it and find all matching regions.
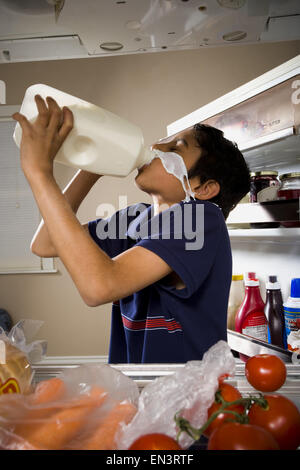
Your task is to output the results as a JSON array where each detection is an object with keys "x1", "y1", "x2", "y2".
[{"x1": 32, "y1": 55, "x2": 300, "y2": 450}]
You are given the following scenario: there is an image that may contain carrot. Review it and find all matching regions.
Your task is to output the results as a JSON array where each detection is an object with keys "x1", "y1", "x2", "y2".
[
  {"x1": 13, "y1": 378, "x2": 67, "y2": 438},
  {"x1": 78, "y1": 401, "x2": 137, "y2": 450},
  {"x1": 17, "y1": 386, "x2": 108, "y2": 450},
  {"x1": 31, "y1": 377, "x2": 66, "y2": 405}
]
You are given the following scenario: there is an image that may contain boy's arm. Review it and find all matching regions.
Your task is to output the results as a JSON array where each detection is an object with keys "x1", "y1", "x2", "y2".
[
  {"x1": 25, "y1": 172, "x2": 173, "y2": 306},
  {"x1": 13, "y1": 95, "x2": 173, "y2": 307},
  {"x1": 31, "y1": 169, "x2": 101, "y2": 257}
]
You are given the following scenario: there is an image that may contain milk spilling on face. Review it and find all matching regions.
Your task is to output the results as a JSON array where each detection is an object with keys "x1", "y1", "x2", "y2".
[
  {"x1": 13, "y1": 84, "x2": 153, "y2": 177},
  {"x1": 147, "y1": 149, "x2": 195, "y2": 202}
]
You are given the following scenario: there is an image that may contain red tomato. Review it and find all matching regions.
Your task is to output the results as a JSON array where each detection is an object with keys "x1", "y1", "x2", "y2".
[
  {"x1": 245, "y1": 354, "x2": 286, "y2": 392},
  {"x1": 128, "y1": 433, "x2": 182, "y2": 450},
  {"x1": 204, "y1": 383, "x2": 244, "y2": 437},
  {"x1": 248, "y1": 394, "x2": 300, "y2": 450},
  {"x1": 207, "y1": 422, "x2": 279, "y2": 450}
]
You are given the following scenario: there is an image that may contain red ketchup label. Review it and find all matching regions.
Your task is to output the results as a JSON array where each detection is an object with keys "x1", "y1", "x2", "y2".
[{"x1": 242, "y1": 311, "x2": 268, "y2": 341}]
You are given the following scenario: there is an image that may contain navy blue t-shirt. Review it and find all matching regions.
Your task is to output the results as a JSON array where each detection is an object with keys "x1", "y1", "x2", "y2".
[{"x1": 88, "y1": 199, "x2": 232, "y2": 363}]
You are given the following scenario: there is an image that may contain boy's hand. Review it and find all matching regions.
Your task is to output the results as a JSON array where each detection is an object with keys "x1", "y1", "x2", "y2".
[{"x1": 12, "y1": 95, "x2": 73, "y2": 180}]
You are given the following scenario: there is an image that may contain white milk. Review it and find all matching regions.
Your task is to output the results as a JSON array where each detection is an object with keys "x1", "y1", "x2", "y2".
[{"x1": 149, "y1": 149, "x2": 195, "y2": 202}]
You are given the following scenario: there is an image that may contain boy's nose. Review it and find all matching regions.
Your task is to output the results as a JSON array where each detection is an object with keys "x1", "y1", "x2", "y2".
[{"x1": 151, "y1": 142, "x2": 169, "y2": 152}]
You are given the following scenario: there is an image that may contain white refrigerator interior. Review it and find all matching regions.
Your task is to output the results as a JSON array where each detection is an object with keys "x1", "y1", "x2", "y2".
[{"x1": 167, "y1": 55, "x2": 300, "y2": 303}]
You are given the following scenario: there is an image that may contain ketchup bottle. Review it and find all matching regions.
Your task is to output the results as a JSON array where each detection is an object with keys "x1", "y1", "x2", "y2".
[{"x1": 235, "y1": 277, "x2": 267, "y2": 362}]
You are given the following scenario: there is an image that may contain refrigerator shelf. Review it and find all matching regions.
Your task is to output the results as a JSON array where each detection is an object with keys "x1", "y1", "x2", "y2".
[
  {"x1": 227, "y1": 199, "x2": 300, "y2": 226},
  {"x1": 242, "y1": 129, "x2": 300, "y2": 172},
  {"x1": 31, "y1": 359, "x2": 300, "y2": 409},
  {"x1": 228, "y1": 227, "x2": 300, "y2": 244}
]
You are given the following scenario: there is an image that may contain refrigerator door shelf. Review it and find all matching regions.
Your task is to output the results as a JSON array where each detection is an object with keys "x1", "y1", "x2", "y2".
[
  {"x1": 227, "y1": 199, "x2": 300, "y2": 225},
  {"x1": 227, "y1": 329, "x2": 295, "y2": 363}
]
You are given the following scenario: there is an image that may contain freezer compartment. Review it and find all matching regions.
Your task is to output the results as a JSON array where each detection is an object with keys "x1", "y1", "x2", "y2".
[{"x1": 202, "y1": 75, "x2": 300, "y2": 149}]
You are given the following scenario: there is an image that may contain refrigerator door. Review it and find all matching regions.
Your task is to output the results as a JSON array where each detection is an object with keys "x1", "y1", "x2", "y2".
[{"x1": 227, "y1": 329, "x2": 295, "y2": 362}]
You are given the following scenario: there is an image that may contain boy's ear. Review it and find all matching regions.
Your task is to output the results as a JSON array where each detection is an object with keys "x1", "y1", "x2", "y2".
[{"x1": 193, "y1": 179, "x2": 220, "y2": 200}]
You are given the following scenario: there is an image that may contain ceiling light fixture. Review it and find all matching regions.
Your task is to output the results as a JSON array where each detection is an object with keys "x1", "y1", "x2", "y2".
[
  {"x1": 100, "y1": 42, "x2": 124, "y2": 51},
  {"x1": 217, "y1": 0, "x2": 246, "y2": 9},
  {"x1": 126, "y1": 20, "x2": 141, "y2": 30},
  {"x1": 223, "y1": 30, "x2": 247, "y2": 41}
]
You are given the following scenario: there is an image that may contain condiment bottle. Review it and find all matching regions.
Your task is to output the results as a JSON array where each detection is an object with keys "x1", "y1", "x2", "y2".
[
  {"x1": 235, "y1": 277, "x2": 267, "y2": 361},
  {"x1": 283, "y1": 278, "x2": 300, "y2": 351},
  {"x1": 264, "y1": 276, "x2": 286, "y2": 349},
  {"x1": 227, "y1": 275, "x2": 244, "y2": 330},
  {"x1": 13, "y1": 84, "x2": 154, "y2": 177}
]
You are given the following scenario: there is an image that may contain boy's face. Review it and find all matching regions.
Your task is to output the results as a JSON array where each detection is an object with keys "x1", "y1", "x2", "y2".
[{"x1": 135, "y1": 127, "x2": 202, "y2": 204}]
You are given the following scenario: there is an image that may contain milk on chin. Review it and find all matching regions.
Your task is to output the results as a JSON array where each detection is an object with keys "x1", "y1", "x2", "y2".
[{"x1": 148, "y1": 149, "x2": 195, "y2": 203}]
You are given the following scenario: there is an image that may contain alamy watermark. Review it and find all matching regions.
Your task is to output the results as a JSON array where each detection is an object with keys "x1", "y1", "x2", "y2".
[
  {"x1": 291, "y1": 79, "x2": 300, "y2": 104},
  {"x1": 95, "y1": 196, "x2": 205, "y2": 251}
]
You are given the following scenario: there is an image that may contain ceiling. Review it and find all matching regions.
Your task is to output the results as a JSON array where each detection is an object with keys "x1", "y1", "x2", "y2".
[{"x1": 0, "y1": 0, "x2": 300, "y2": 63}]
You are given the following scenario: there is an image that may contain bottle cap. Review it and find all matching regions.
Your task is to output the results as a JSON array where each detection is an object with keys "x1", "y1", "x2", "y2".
[
  {"x1": 245, "y1": 278, "x2": 259, "y2": 287},
  {"x1": 291, "y1": 278, "x2": 300, "y2": 298},
  {"x1": 266, "y1": 275, "x2": 281, "y2": 290},
  {"x1": 246, "y1": 272, "x2": 256, "y2": 279},
  {"x1": 232, "y1": 274, "x2": 243, "y2": 281}
]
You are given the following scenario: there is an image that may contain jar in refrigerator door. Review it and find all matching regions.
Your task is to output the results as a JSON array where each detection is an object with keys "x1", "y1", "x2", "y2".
[
  {"x1": 277, "y1": 173, "x2": 300, "y2": 227},
  {"x1": 250, "y1": 171, "x2": 280, "y2": 228},
  {"x1": 250, "y1": 171, "x2": 280, "y2": 202}
]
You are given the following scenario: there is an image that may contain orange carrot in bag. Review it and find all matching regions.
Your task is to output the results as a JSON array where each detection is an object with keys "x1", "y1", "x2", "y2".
[
  {"x1": 32, "y1": 377, "x2": 66, "y2": 405},
  {"x1": 78, "y1": 401, "x2": 137, "y2": 450},
  {"x1": 18, "y1": 386, "x2": 108, "y2": 450},
  {"x1": 13, "y1": 378, "x2": 67, "y2": 438}
]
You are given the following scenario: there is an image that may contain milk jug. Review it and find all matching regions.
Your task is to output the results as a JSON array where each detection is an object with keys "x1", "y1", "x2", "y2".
[{"x1": 13, "y1": 84, "x2": 153, "y2": 177}]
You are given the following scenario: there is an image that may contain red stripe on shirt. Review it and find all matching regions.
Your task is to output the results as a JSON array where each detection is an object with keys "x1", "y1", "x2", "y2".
[{"x1": 121, "y1": 315, "x2": 182, "y2": 332}]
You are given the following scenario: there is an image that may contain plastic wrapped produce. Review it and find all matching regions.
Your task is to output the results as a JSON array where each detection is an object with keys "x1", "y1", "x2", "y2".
[
  {"x1": 0, "y1": 320, "x2": 47, "y2": 395},
  {"x1": 0, "y1": 363, "x2": 138, "y2": 450},
  {"x1": 116, "y1": 341, "x2": 235, "y2": 450}
]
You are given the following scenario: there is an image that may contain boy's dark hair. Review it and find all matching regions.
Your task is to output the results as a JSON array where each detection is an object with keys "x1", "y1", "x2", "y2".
[{"x1": 189, "y1": 123, "x2": 250, "y2": 219}]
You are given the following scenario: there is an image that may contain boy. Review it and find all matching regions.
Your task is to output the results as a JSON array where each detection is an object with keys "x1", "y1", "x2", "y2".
[{"x1": 13, "y1": 95, "x2": 250, "y2": 363}]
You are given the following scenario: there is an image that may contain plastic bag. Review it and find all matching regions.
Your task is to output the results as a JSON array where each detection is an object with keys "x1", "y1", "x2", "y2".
[
  {"x1": 116, "y1": 341, "x2": 236, "y2": 450},
  {"x1": 0, "y1": 320, "x2": 47, "y2": 395},
  {"x1": 0, "y1": 363, "x2": 139, "y2": 450}
]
